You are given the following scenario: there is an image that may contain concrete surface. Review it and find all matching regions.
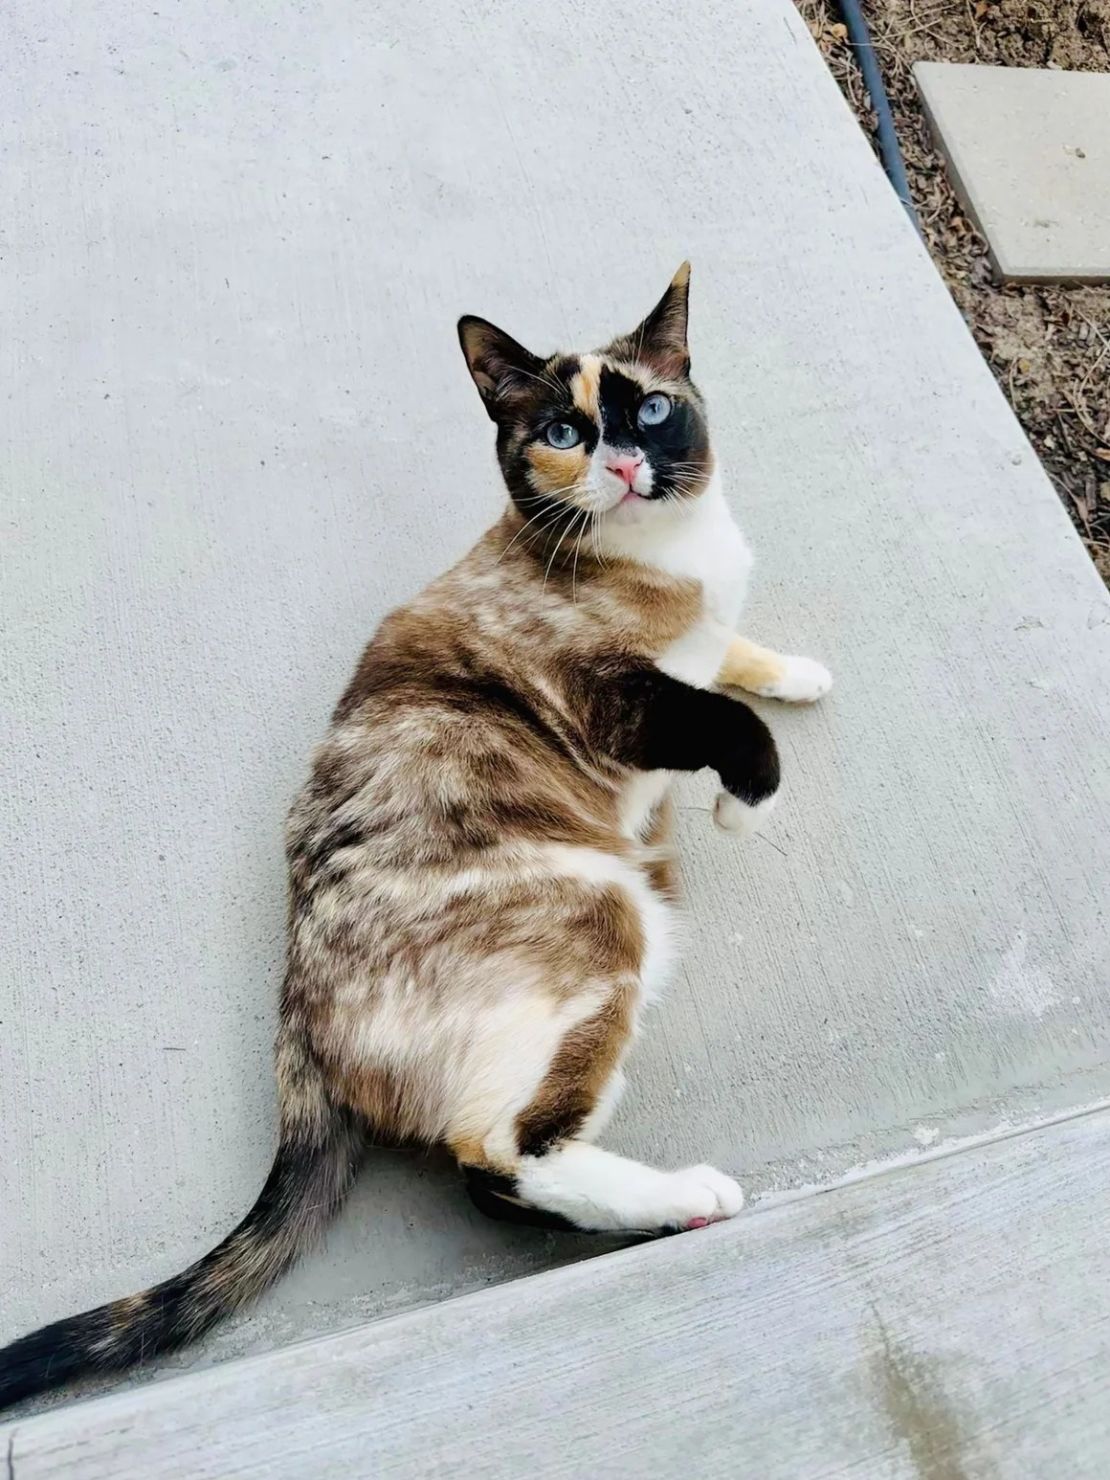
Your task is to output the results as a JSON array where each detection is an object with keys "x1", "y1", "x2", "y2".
[
  {"x1": 4, "y1": 0, "x2": 1110, "y2": 1417},
  {"x1": 7, "y1": 1107, "x2": 1110, "y2": 1478},
  {"x1": 916, "y1": 62, "x2": 1110, "y2": 282}
]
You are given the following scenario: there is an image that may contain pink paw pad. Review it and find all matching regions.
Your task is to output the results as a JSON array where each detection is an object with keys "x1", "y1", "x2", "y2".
[{"x1": 685, "y1": 1216, "x2": 710, "y2": 1230}]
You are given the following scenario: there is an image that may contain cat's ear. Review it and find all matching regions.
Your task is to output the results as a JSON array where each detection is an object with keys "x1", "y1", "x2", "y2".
[
  {"x1": 622, "y1": 262, "x2": 691, "y2": 379},
  {"x1": 458, "y1": 316, "x2": 543, "y2": 421}
]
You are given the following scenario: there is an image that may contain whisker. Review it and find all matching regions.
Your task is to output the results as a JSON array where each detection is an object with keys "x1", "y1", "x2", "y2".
[
  {"x1": 590, "y1": 511, "x2": 608, "y2": 570},
  {"x1": 498, "y1": 502, "x2": 577, "y2": 563},
  {"x1": 526, "y1": 478, "x2": 590, "y2": 500},
  {"x1": 520, "y1": 511, "x2": 584, "y2": 563},
  {"x1": 510, "y1": 364, "x2": 570, "y2": 401},
  {"x1": 505, "y1": 480, "x2": 590, "y2": 532},
  {"x1": 542, "y1": 505, "x2": 580, "y2": 593},
  {"x1": 570, "y1": 505, "x2": 592, "y2": 606}
]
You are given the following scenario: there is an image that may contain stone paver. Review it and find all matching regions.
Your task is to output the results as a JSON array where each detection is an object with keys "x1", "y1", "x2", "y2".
[{"x1": 916, "y1": 61, "x2": 1110, "y2": 281}]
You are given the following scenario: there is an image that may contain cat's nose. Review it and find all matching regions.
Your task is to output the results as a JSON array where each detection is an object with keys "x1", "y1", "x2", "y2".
[{"x1": 605, "y1": 454, "x2": 644, "y2": 488}]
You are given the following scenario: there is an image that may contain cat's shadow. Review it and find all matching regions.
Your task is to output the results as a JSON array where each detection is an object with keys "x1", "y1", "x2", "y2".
[{"x1": 273, "y1": 1141, "x2": 638, "y2": 1320}]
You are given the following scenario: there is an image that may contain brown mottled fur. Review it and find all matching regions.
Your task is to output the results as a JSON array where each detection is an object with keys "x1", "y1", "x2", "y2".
[
  {"x1": 285, "y1": 516, "x2": 698, "y2": 1164},
  {"x1": 0, "y1": 266, "x2": 829, "y2": 1410}
]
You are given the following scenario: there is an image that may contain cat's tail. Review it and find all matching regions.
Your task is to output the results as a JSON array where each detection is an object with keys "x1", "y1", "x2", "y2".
[{"x1": 0, "y1": 1028, "x2": 361, "y2": 1412}]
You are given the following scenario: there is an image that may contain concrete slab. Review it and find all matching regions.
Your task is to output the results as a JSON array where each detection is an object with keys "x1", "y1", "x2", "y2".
[
  {"x1": 4, "y1": 0, "x2": 1110, "y2": 1414},
  {"x1": 915, "y1": 61, "x2": 1110, "y2": 282}
]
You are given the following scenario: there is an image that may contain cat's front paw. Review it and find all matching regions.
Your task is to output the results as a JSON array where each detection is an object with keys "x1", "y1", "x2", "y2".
[
  {"x1": 756, "y1": 655, "x2": 832, "y2": 704},
  {"x1": 714, "y1": 790, "x2": 777, "y2": 839}
]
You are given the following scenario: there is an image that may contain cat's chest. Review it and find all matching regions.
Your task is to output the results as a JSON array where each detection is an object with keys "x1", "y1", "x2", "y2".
[
  {"x1": 659, "y1": 514, "x2": 750, "y2": 627},
  {"x1": 630, "y1": 487, "x2": 750, "y2": 619},
  {"x1": 645, "y1": 494, "x2": 752, "y2": 689}
]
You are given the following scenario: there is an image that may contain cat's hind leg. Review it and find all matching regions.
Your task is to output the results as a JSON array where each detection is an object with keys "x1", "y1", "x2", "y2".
[
  {"x1": 455, "y1": 982, "x2": 742, "y2": 1236},
  {"x1": 464, "y1": 1133, "x2": 743, "y2": 1235},
  {"x1": 511, "y1": 1142, "x2": 744, "y2": 1233},
  {"x1": 717, "y1": 635, "x2": 832, "y2": 704},
  {"x1": 447, "y1": 856, "x2": 743, "y2": 1235}
]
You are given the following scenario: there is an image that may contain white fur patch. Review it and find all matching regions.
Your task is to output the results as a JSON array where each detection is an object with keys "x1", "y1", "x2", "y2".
[
  {"x1": 656, "y1": 616, "x2": 736, "y2": 690},
  {"x1": 751, "y1": 655, "x2": 833, "y2": 703},
  {"x1": 577, "y1": 1067, "x2": 627, "y2": 1143},
  {"x1": 516, "y1": 1142, "x2": 744, "y2": 1232},
  {"x1": 597, "y1": 476, "x2": 753, "y2": 629},
  {"x1": 618, "y1": 769, "x2": 673, "y2": 840},
  {"x1": 713, "y1": 790, "x2": 778, "y2": 840}
]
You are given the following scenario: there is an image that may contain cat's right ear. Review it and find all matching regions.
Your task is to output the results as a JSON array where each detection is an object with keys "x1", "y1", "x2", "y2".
[{"x1": 458, "y1": 316, "x2": 543, "y2": 421}]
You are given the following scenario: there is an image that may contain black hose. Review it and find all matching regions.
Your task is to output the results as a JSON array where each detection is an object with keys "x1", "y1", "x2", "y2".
[{"x1": 832, "y1": 0, "x2": 920, "y2": 232}]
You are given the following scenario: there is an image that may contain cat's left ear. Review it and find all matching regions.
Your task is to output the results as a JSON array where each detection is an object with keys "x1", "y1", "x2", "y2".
[
  {"x1": 458, "y1": 316, "x2": 543, "y2": 421},
  {"x1": 622, "y1": 262, "x2": 691, "y2": 379}
]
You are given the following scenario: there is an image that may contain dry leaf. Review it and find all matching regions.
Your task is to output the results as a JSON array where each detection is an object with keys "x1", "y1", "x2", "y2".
[
  {"x1": 828, "y1": 22, "x2": 848, "y2": 40},
  {"x1": 1095, "y1": 448, "x2": 1110, "y2": 463},
  {"x1": 1017, "y1": 358, "x2": 1032, "y2": 373},
  {"x1": 1069, "y1": 486, "x2": 1094, "y2": 524},
  {"x1": 974, "y1": 0, "x2": 989, "y2": 17}
]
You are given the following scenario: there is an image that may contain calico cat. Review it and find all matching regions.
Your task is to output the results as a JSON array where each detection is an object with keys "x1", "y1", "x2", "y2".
[{"x1": 0, "y1": 264, "x2": 831, "y2": 1409}]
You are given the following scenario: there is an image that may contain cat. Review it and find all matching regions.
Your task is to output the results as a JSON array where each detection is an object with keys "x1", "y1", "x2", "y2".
[{"x1": 0, "y1": 264, "x2": 831, "y2": 1410}]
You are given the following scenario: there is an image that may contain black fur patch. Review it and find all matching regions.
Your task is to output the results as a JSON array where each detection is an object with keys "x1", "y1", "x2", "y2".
[
  {"x1": 581, "y1": 658, "x2": 780, "y2": 806},
  {"x1": 596, "y1": 366, "x2": 710, "y2": 502},
  {"x1": 465, "y1": 1167, "x2": 582, "y2": 1233}
]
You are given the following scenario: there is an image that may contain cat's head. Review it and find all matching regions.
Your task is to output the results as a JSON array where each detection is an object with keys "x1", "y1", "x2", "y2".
[{"x1": 458, "y1": 264, "x2": 713, "y2": 531}]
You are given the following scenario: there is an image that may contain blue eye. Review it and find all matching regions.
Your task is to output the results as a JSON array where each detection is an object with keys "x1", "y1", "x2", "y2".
[
  {"x1": 638, "y1": 393, "x2": 672, "y2": 427},
  {"x1": 545, "y1": 422, "x2": 581, "y2": 449}
]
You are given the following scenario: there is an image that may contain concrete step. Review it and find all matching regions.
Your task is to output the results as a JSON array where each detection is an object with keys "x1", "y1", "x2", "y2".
[{"x1": 5, "y1": 1107, "x2": 1110, "y2": 1477}]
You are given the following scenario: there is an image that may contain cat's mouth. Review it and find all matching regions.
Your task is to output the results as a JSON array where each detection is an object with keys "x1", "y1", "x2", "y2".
[{"x1": 604, "y1": 488, "x2": 661, "y2": 525}]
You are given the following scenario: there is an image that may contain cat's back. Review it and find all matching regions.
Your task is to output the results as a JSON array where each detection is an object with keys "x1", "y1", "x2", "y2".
[
  {"x1": 286, "y1": 521, "x2": 615, "y2": 875},
  {"x1": 287, "y1": 494, "x2": 732, "y2": 880}
]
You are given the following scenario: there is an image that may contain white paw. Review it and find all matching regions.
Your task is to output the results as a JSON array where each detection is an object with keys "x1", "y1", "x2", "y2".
[
  {"x1": 756, "y1": 655, "x2": 833, "y2": 704},
  {"x1": 659, "y1": 1164, "x2": 745, "y2": 1230},
  {"x1": 714, "y1": 790, "x2": 777, "y2": 839}
]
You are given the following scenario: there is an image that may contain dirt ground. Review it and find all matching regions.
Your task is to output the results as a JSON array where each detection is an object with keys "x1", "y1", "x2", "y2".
[{"x1": 795, "y1": 0, "x2": 1110, "y2": 586}]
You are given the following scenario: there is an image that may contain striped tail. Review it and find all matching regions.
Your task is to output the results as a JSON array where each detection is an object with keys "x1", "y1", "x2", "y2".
[{"x1": 0, "y1": 1040, "x2": 361, "y2": 1411}]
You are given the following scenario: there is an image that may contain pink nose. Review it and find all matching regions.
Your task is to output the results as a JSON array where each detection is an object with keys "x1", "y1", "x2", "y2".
[{"x1": 606, "y1": 453, "x2": 643, "y2": 488}]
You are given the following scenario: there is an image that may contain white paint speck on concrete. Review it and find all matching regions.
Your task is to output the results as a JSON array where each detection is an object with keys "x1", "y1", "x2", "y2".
[{"x1": 988, "y1": 933, "x2": 1059, "y2": 1020}]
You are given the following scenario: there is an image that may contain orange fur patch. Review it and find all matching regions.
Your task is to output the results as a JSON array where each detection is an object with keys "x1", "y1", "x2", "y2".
[
  {"x1": 717, "y1": 636, "x2": 786, "y2": 692},
  {"x1": 526, "y1": 440, "x2": 589, "y2": 498},
  {"x1": 570, "y1": 354, "x2": 602, "y2": 419}
]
